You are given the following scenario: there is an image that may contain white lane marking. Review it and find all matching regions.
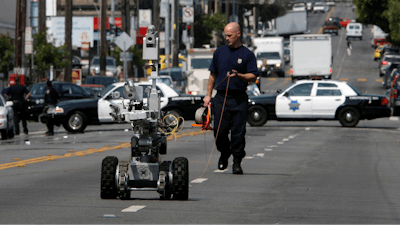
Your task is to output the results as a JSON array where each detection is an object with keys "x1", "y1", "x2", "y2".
[
  {"x1": 122, "y1": 205, "x2": 146, "y2": 212},
  {"x1": 264, "y1": 148, "x2": 273, "y2": 151},
  {"x1": 102, "y1": 214, "x2": 116, "y2": 218},
  {"x1": 282, "y1": 138, "x2": 289, "y2": 141},
  {"x1": 389, "y1": 117, "x2": 399, "y2": 121},
  {"x1": 268, "y1": 145, "x2": 277, "y2": 148},
  {"x1": 305, "y1": 127, "x2": 310, "y2": 131},
  {"x1": 244, "y1": 156, "x2": 254, "y2": 159},
  {"x1": 214, "y1": 169, "x2": 227, "y2": 173},
  {"x1": 289, "y1": 136, "x2": 295, "y2": 139},
  {"x1": 191, "y1": 178, "x2": 208, "y2": 183},
  {"x1": 277, "y1": 142, "x2": 284, "y2": 144},
  {"x1": 254, "y1": 153, "x2": 264, "y2": 157}
]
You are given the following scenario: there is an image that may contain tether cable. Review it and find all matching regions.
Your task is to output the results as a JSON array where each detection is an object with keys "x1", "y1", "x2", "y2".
[{"x1": 199, "y1": 76, "x2": 230, "y2": 178}]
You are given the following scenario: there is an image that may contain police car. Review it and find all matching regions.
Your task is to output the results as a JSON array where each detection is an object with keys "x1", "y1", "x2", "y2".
[
  {"x1": 247, "y1": 80, "x2": 391, "y2": 127},
  {"x1": 43, "y1": 81, "x2": 203, "y2": 133}
]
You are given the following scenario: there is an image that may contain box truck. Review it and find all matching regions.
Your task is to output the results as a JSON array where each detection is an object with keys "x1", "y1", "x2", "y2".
[
  {"x1": 253, "y1": 36, "x2": 285, "y2": 77},
  {"x1": 290, "y1": 34, "x2": 332, "y2": 81}
]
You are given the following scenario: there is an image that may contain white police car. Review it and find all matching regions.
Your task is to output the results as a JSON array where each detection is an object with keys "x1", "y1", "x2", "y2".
[
  {"x1": 247, "y1": 80, "x2": 391, "y2": 127},
  {"x1": 43, "y1": 81, "x2": 203, "y2": 133}
]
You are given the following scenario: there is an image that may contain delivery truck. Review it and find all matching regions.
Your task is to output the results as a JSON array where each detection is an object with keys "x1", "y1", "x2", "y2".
[
  {"x1": 290, "y1": 34, "x2": 332, "y2": 81},
  {"x1": 253, "y1": 36, "x2": 285, "y2": 77},
  {"x1": 263, "y1": 10, "x2": 308, "y2": 37}
]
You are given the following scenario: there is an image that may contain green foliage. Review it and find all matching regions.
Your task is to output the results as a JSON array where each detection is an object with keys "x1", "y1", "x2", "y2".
[
  {"x1": 33, "y1": 31, "x2": 70, "y2": 71},
  {"x1": 110, "y1": 45, "x2": 145, "y2": 69},
  {"x1": 353, "y1": 0, "x2": 389, "y2": 32},
  {"x1": 193, "y1": 13, "x2": 213, "y2": 48},
  {"x1": 0, "y1": 34, "x2": 14, "y2": 77},
  {"x1": 384, "y1": 0, "x2": 400, "y2": 46}
]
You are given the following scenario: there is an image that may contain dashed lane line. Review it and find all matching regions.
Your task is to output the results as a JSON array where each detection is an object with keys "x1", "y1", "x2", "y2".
[
  {"x1": 0, "y1": 130, "x2": 211, "y2": 171},
  {"x1": 121, "y1": 205, "x2": 146, "y2": 212}
]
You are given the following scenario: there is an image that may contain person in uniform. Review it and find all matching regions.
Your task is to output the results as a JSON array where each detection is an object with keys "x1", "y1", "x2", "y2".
[
  {"x1": 5, "y1": 76, "x2": 31, "y2": 135},
  {"x1": 44, "y1": 80, "x2": 59, "y2": 136},
  {"x1": 203, "y1": 22, "x2": 259, "y2": 174}
]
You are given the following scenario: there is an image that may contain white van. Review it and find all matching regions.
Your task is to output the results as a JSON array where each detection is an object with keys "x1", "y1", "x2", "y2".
[{"x1": 346, "y1": 22, "x2": 363, "y2": 40}]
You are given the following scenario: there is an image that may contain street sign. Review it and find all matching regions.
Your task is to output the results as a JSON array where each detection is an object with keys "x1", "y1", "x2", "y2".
[
  {"x1": 182, "y1": 6, "x2": 194, "y2": 23},
  {"x1": 120, "y1": 52, "x2": 133, "y2": 61},
  {"x1": 179, "y1": 0, "x2": 193, "y2": 6},
  {"x1": 115, "y1": 32, "x2": 135, "y2": 52}
]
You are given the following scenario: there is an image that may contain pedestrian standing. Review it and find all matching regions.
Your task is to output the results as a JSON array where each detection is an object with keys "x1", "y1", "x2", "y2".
[
  {"x1": 203, "y1": 22, "x2": 259, "y2": 174},
  {"x1": 44, "y1": 80, "x2": 59, "y2": 136},
  {"x1": 5, "y1": 76, "x2": 31, "y2": 135}
]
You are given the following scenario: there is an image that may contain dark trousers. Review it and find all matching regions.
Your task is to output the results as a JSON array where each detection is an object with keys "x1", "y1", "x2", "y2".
[
  {"x1": 43, "y1": 105, "x2": 54, "y2": 133},
  {"x1": 213, "y1": 91, "x2": 248, "y2": 160},
  {"x1": 12, "y1": 101, "x2": 28, "y2": 134}
]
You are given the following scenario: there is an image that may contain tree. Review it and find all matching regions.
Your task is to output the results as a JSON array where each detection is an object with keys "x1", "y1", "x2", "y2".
[
  {"x1": 110, "y1": 45, "x2": 145, "y2": 77},
  {"x1": 203, "y1": 12, "x2": 227, "y2": 47},
  {"x1": 384, "y1": 0, "x2": 400, "y2": 46},
  {"x1": 33, "y1": 31, "x2": 70, "y2": 81},
  {"x1": 353, "y1": 0, "x2": 390, "y2": 33},
  {"x1": 0, "y1": 34, "x2": 14, "y2": 82}
]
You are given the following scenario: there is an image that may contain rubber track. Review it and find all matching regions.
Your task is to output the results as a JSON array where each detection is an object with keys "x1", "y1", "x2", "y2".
[
  {"x1": 100, "y1": 156, "x2": 119, "y2": 199},
  {"x1": 172, "y1": 157, "x2": 189, "y2": 200}
]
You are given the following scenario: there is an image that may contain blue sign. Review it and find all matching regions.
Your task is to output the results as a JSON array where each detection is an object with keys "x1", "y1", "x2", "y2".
[{"x1": 289, "y1": 100, "x2": 300, "y2": 112}]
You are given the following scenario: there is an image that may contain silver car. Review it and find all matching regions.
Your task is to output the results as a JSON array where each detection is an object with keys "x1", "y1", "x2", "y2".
[
  {"x1": 89, "y1": 56, "x2": 118, "y2": 76},
  {"x1": 379, "y1": 54, "x2": 400, "y2": 77}
]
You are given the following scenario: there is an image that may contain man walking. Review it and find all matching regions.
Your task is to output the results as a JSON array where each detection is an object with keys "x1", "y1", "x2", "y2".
[
  {"x1": 44, "y1": 80, "x2": 59, "y2": 136},
  {"x1": 5, "y1": 76, "x2": 30, "y2": 135},
  {"x1": 203, "y1": 22, "x2": 259, "y2": 174}
]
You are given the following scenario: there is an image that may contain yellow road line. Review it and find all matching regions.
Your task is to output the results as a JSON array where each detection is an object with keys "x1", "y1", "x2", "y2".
[
  {"x1": 376, "y1": 79, "x2": 383, "y2": 82},
  {"x1": 0, "y1": 130, "x2": 210, "y2": 170},
  {"x1": 357, "y1": 78, "x2": 367, "y2": 82},
  {"x1": 319, "y1": 7, "x2": 335, "y2": 34}
]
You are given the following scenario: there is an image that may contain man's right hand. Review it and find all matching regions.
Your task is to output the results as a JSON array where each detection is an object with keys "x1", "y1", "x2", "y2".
[{"x1": 203, "y1": 96, "x2": 212, "y2": 107}]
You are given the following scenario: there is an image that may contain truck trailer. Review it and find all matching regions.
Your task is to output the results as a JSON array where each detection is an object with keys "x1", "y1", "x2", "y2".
[{"x1": 290, "y1": 34, "x2": 332, "y2": 81}]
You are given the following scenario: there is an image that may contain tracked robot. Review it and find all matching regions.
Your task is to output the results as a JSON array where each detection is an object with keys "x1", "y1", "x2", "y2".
[{"x1": 100, "y1": 26, "x2": 189, "y2": 200}]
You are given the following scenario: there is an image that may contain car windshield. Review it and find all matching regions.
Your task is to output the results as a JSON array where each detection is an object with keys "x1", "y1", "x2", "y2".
[
  {"x1": 100, "y1": 84, "x2": 116, "y2": 97},
  {"x1": 386, "y1": 57, "x2": 400, "y2": 63},
  {"x1": 346, "y1": 83, "x2": 362, "y2": 95},
  {"x1": 191, "y1": 58, "x2": 213, "y2": 69},
  {"x1": 257, "y1": 52, "x2": 280, "y2": 59}
]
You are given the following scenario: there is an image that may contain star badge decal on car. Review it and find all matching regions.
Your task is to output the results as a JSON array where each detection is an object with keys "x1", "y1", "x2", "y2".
[{"x1": 289, "y1": 100, "x2": 300, "y2": 112}]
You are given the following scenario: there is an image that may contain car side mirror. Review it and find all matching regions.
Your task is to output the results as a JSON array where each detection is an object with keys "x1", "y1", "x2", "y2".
[{"x1": 283, "y1": 92, "x2": 289, "y2": 97}]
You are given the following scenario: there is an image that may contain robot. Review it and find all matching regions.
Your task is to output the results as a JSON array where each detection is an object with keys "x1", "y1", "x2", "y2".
[{"x1": 100, "y1": 25, "x2": 189, "y2": 200}]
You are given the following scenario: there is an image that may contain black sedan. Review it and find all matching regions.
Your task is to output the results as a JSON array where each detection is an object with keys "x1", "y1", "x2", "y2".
[
  {"x1": 247, "y1": 80, "x2": 391, "y2": 127},
  {"x1": 26, "y1": 81, "x2": 93, "y2": 121}
]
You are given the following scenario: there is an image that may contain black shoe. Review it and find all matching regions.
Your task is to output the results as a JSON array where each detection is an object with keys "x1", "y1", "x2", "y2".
[
  {"x1": 232, "y1": 159, "x2": 243, "y2": 174},
  {"x1": 24, "y1": 131, "x2": 28, "y2": 135},
  {"x1": 218, "y1": 156, "x2": 229, "y2": 170},
  {"x1": 45, "y1": 132, "x2": 54, "y2": 136}
]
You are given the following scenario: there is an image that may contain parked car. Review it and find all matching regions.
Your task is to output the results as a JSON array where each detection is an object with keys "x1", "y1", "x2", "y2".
[
  {"x1": 158, "y1": 67, "x2": 187, "y2": 94},
  {"x1": 322, "y1": 21, "x2": 339, "y2": 35},
  {"x1": 89, "y1": 56, "x2": 118, "y2": 76},
  {"x1": 346, "y1": 22, "x2": 363, "y2": 40},
  {"x1": 246, "y1": 80, "x2": 391, "y2": 127},
  {"x1": 387, "y1": 74, "x2": 400, "y2": 116},
  {"x1": 313, "y1": 2, "x2": 325, "y2": 13},
  {"x1": 26, "y1": 81, "x2": 93, "y2": 121},
  {"x1": 0, "y1": 95, "x2": 14, "y2": 140},
  {"x1": 306, "y1": 2, "x2": 314, "y2": 12},
  {"x1": 84, "y1": 76, "x2": 117, "y2": 88},
  {"x1": 148, "y1": 75, "x2": 174, "y2": 89},
  {"x1": 284, "y1": 47, "x2": 290, "y2": 63},
  {"x1": 373, "y1": 45, "x2": 385, "y2": 61},
  {"x1": 39, "y1": 81, "x2": 206, "y2": 133},
  {"x1": 379, "y1": 54, "x2": 400, "y2": 77},
  {"x1": 328, "y1": 17, "x2": 341, "y2": 29}
]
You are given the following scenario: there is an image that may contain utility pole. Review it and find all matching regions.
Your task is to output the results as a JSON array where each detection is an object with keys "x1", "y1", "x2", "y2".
[
  {"x1": 38, "y1": 0, "x2": 46, "y2": 81},
  {"x1": 14, "y1": 0, "x2": 26, "y2": 72},
  {"x1": 164, "y1": 0, "x2": 170, "y2": 69},
  {"x1": 153, "y1": 0, "x2": 160, "y2": 32},
  {"x1": 172, "y1": 0, "x2": 178, "y2": 67},
  {"x1": 64, "y1": 0, "x2": 72, "y2": 82},
  {"x1": 100, "y1": 0, "x2": 107, "y2": 76}
]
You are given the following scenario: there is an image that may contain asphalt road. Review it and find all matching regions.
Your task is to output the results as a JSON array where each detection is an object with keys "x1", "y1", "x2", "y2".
[{"x1": 1, "y1": 3, "x2": 400, "y2": 224}]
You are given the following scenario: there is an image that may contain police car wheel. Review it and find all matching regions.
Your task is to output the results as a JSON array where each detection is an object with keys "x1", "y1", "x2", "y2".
[
  {"x1": 100, "y1": 156, "x2": 119, "y2": 199},
  {"x1": 7, "y1": 124, "x2": 14, "y2": 138},
  {"x1": 248, "y1": 105, "x2": 268, "y2": 126},
  {"x1": 63, "y1": 111, "x2": 88, "y2": 133},
  {"x1": 338, "y1": 106, "x2": 360, "y2": 127}
]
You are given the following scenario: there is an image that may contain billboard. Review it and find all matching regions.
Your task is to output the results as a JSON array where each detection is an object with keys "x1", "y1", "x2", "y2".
[{"x1": 49, "y1": 17, "x2": 94, "y2": 47}]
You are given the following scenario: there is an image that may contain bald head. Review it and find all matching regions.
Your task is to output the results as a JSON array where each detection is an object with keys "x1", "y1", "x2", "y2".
[{"x1": 224, "y1": 22, "x2": 242, "y2": 48}]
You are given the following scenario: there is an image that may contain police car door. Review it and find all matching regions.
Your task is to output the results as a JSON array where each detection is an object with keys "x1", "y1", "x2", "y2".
[
  {"x1": 138, "y1": 84, "x2": 169, "y2": 109},
  {"x1": 276, "y1": 82, "x2": 314, "y2": 118},
  {"x1": 98, "y1": 86, "x2": 129, "y2": 122},
  {"x1": 312, "y1": 83, "x2": 345, "y2": 118}
]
